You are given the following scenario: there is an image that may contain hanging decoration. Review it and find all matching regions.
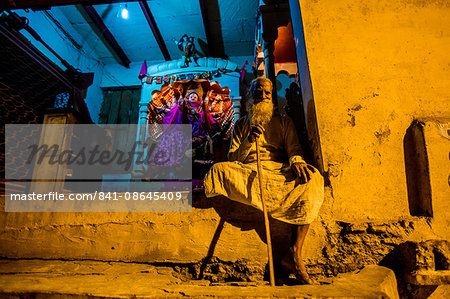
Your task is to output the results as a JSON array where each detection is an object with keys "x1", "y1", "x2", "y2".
[
  {"x1": 140, "y1": 69, "x2": 233, "y2": 85},
  {"x1": 240, "y1": 60, "x2": 249, "y2": 81},
  {"x1": 138, "y1": 60, "x2": 147, "y2": 80}
]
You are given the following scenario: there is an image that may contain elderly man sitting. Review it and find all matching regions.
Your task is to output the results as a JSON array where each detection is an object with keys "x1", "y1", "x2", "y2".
[{"x1": 204, "y1": 77, "x2": 324, "y2": 284}]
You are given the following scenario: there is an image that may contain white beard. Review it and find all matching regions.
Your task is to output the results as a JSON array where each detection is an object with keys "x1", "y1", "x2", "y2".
[{"x1": 247, "y1": 99, "x2": 274, "y2": 127}]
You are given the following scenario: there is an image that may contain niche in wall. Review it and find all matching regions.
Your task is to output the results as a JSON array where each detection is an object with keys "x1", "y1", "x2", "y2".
[{"x1": 403, "y1": 120, "x2": 433, "y2": 217}]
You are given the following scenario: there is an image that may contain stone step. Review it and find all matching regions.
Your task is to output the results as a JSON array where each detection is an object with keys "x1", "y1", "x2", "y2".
[
  {"x1": 0, "y1": 195, "x2": 303, "y2": 267},
  {"x1": 0, "y1": 259, "x2": 398, "y2": 298}
]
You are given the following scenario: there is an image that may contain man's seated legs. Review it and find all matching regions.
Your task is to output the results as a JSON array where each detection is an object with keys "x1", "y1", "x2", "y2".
[{"x1": 281, "y1": 224, "x2": 313, "y2": 284}]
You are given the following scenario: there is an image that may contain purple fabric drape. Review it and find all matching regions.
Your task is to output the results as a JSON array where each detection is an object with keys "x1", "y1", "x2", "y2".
[{"x1": 163, "y1": 100, "x2": 216, "y2": 139}]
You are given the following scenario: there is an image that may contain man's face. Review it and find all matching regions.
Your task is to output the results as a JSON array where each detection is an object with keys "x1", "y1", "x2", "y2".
[
  {"x1": 248, "y1": 80, "x2": 274, "y2": 126},
  {"x1": 253, "y1": 82, "x2": 272, "y2": 104}
]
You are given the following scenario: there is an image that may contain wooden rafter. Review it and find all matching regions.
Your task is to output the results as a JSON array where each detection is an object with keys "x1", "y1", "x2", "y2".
[
  {"x1": 79, "y1": 4, "x2": 131, "y2": 68},
  {"x1": 198, "y1": 0, "x2": 225, "y2": 58},
  {"x1": 0, "y1": 0, "x2": 137, "y2": 10},
  {"x1": 138, "y1": 0, "x2": 171, "y2": 61},
  {"x1": 198, "y1": 0, "x2": 211, "y2": 56}
]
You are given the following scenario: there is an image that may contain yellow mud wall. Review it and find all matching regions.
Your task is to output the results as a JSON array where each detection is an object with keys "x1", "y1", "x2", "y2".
[{"x1": 299, "y1": 0, "x2": 449, "y2": 230}]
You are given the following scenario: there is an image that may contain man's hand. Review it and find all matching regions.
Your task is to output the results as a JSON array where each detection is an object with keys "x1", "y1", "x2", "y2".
[
  {"x1": 291, "y1": 162, "x2": 316, "y2": 182},
  {"x1": 248, "y1": 124, "x2": 265, "y2": 143}
]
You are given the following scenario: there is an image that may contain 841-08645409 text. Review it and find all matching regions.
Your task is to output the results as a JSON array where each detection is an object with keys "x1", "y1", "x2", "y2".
[{"x1": 97, "y1": 192, "x2": 183, "y2": 201}]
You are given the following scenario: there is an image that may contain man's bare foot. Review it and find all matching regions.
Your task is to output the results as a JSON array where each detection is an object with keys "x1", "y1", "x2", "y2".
[{"x1": 281, "y1": 247, "x2": 313, "y2": 285}]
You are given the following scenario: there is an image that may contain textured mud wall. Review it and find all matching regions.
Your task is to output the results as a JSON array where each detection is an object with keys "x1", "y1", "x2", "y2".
[
  {"x1": 0, "y1": 196, "x2": 292, "y2": 280},
  {"x1": 0, "y1": 200, "x2": 264, "y2": 264},
  {"x1": 298, "y1": 0, "x2": 450, "y2": 229},
  {"x1": 0, "y1": 195, "x2": 442, "y2": 281},
  {"x1": 421, "y1": 122, "x2": 450, "y2": 237}
]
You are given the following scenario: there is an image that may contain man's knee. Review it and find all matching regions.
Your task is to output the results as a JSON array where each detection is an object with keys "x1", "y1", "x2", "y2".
[
  {"x1": 208, "y1": 161, "x2": 232, "y2": 173},
  {"x1": 310, "y1": 169, "x2": 324, "y2": 184}
]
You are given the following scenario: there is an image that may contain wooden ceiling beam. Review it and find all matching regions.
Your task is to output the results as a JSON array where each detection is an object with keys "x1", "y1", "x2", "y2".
[
  {"x1": 198, "y1": 0, "x2": 212, "y2": 56},
  {"x1": 0, "y1": 0, "x2": 137, "y2": 10},
  {"x1": 199, "y1": 0, "x2": 226, "y2": 58},
  {"x1": 79, "y1": 4, "x2": 130, "y2": 68},
  {"x1": 138, "y1": 0, "x2": 170, "y2": 61},
  {"x1": 0, "y1": 21, "x2": 73, "y2": 88}
]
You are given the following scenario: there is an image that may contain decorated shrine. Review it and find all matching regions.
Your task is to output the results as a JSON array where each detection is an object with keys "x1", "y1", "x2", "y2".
[{"x1": 134, "y1": 57, "x2": 241, "y2": 182}]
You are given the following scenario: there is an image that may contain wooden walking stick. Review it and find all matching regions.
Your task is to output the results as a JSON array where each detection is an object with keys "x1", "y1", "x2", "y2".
[{"x1": 255, "y1": 137, "x2": 275, "y2": 286}]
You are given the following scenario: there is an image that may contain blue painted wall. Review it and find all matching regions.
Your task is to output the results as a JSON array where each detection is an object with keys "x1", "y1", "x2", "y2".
[{"x1": 14, "y1": 8, "x2": 254, "y2": 123}]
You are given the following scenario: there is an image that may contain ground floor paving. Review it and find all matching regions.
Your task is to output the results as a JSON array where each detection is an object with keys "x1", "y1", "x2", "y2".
[{"x1": 0, "y1": 259, "x2": 399, "y2": 298}]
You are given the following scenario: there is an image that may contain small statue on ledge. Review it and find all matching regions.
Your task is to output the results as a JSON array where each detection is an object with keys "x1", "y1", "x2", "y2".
[{"x1": 176, "y1": 34, "x2": 200, "y2": 68}]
